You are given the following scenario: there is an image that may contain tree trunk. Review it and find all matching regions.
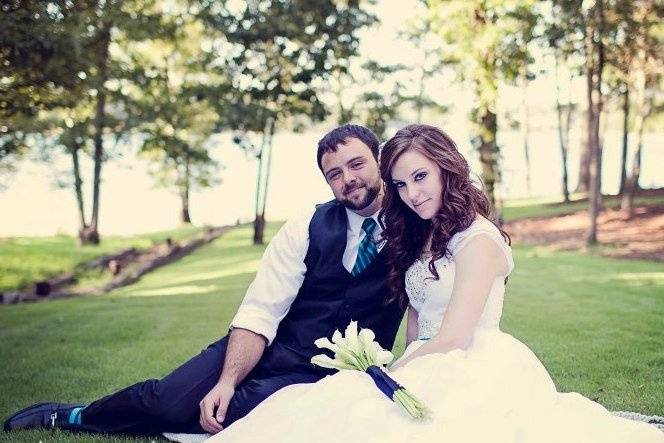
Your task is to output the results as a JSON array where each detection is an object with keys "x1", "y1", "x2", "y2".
[
  {"x1": 88, "y1": 25, "x2": 111, "y2": 245},
  {"x1": 470, "y1": 6, "x2": 501, "y2": 223},
  {"x1": 521, "y1": 74, "x2": 531, "y2": 196},
  {"x1": 585, "y1": 6, "x2": 605, "y2": 246},
  {"x1": 253, "y1": 117, "x2": 275, "y2": 245},
  {"x1": 621, "y1": 140, "x2": 643, "y2": 215},
  {"x1": 181, "y1": 197, "x2": 191, "y2": 224},
  {"x1": 180, "y1": 158, "x2": 192, "y2": 224},
  {"x1": 253, "y1": 150, "x2": 265, "y2": 245},
  {"x1": 416, "y1": 65, "x2": 426, "y2": 123},
  {"x1": 621, "y1": 45, "x2": 647, "y2": 216},
  {"x1": 563, "y1": 104, "x2": 573, "y2": 201},
  {"x1": 619, "y1": 85, "x2": 629, "y2": 195},
  {"x1": 478, "y1": 108, "x2": 499, "y2": 213},
  {"x1": 554, "y1": 55, "x2": 571, "y2": 203},
  {"x1": 335, "y1": 68, "x2": 351, "y2": 125},
  {"x1": 575, "y1": 111, "x2": 591, "y2": 194},
  {"x1": 70, "y1": 143, "x2": 87, "y2": 232}
]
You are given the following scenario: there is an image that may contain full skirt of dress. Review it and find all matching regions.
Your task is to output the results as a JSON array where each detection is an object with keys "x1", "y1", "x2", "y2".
[{"x1": 206, "y1": 330, "x2": 663, "y2": 443}]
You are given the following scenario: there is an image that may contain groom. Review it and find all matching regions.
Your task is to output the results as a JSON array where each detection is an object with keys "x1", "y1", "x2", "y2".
[{"x1": 4, "y1": 124, "x2": 405, "y2": 436}]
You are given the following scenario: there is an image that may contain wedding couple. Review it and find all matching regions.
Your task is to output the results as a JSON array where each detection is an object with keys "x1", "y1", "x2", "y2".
[{"x1": 5, "y1": 124, "x2": 663, "y2": 442}]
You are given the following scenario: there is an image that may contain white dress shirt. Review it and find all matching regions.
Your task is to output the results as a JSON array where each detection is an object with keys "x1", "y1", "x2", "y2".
[{"x1": 230, "y1": 205, "x2": 384, "y2": 345}]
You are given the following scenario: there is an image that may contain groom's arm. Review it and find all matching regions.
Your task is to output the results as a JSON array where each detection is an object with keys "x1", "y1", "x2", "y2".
[
  {"x1": 199, "y1": 209, "x2": 314, "y2": 433},
  {"x1": 229, "y1": 208, "x2": 314, "y2": 345},
  {"x1": 199, "y1": 328, "x2": 266, "y2": 433},
  {"x1": 219, "y1": 328, "x2": 266, "y2": 387}
]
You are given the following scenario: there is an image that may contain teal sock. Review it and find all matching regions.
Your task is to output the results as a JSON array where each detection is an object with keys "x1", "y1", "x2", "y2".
[{"x1": 68, "y1": 406, "x2": 84, "y2": 425}]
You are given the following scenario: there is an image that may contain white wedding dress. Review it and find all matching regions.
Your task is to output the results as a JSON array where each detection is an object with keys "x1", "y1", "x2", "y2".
[{"x1": 206, "y1": 217, "x2": 664, "y2": 443}]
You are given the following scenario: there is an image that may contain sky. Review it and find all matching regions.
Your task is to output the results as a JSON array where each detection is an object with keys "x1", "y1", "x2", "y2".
[{"x1": 1, "y1": 1, "x2": 662, "y2": 236}]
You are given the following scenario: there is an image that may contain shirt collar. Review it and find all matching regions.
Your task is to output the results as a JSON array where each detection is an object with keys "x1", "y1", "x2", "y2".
[{"x1": 345, "y1": 208, "x2": 381, "y2": 236}]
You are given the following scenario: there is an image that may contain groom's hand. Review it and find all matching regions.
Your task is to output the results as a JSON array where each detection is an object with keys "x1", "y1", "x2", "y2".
[{"x1": 199, "y1": 381, "x2": 235, "y2": 434}]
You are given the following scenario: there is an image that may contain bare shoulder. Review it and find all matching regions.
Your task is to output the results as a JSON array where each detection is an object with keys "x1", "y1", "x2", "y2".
[{"x1": 453, "y1": 233, "x2": 511, "y2": 277}]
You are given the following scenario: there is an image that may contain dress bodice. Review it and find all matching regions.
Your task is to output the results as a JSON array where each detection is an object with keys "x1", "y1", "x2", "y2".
[{"x1": 405, "y1": 216, "x2": 514, "y2": 340}]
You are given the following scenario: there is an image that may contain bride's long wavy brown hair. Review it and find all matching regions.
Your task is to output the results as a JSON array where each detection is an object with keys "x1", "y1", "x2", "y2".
[{"x1": 378, "y1": 124, "x2": 509, "y2": 308}]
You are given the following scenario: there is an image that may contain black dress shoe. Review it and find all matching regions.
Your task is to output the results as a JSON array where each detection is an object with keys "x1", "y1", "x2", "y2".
[{"x1": 3, "y1": 402, "x2": 84, "y2": 432}]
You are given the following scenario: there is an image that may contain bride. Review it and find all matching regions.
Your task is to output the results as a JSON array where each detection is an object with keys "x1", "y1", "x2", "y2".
[{"x1": 205, "y1": 124, "x2": 663, "y2": 442}]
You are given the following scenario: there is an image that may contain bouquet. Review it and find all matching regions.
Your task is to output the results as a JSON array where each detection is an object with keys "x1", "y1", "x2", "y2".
[{"x1": 311, "y1": 321, "x2": 431, "y2": 420}]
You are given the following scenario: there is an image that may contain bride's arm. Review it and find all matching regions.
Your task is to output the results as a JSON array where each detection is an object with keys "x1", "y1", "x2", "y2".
[
  {"x1": 405, "y1": 304, "x2": 419, "y2": 347},
  {"x1": 391, "y1": 235, "x2": 509, "y2": 370}
]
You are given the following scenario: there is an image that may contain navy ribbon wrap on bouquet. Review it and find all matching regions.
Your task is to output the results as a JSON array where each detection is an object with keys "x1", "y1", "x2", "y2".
[
  {"x1": 310, "y1": 321, "x2": 431, "y2": 420},
  {"x1": 365, "y1": 365, "x2": 403, "y2": 400}
]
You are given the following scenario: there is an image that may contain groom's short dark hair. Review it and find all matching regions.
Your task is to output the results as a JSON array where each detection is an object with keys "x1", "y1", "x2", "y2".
[{"x1": 317, "y1": 124, "x2": 380, "y2": 171}]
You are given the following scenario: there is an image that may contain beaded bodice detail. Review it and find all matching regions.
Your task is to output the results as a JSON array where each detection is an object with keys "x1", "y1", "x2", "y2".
[{"x1": 404, "y1": 216, "x2": 514, "y2": 340}]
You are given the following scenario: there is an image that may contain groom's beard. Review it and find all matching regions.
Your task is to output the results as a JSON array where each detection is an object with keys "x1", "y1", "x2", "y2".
[{"x1": 339, "y1": 179, "x2": 381, "y2": 212}]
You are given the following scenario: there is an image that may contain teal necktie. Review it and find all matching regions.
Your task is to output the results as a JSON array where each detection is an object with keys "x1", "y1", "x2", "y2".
[{"x1": 352, "y1": 218, "x2": 378, "y2": 276}]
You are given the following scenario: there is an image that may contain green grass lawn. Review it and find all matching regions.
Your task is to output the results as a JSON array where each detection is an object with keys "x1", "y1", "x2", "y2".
[
  {"x1": 1, "y1": 223, "x2": 663, "y2": 442},
  {"x1": 502, "y1": 193, "x2": 664, "y2": 222},
  {"x1": 0, "y1": 225, "x2": 204, "y2": 293}
]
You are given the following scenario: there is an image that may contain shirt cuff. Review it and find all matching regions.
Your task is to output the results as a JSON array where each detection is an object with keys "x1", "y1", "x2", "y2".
[{"x1": 230, "y1": 306, "x2": 279, "y2": 345}]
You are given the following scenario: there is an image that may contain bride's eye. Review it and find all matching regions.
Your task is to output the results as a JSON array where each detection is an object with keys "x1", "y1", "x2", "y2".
[
  {"x1": 414, "y1": 172, "x2": 427, "y2": 181},
  {"x1": 393, "y1": 181, "x2": 405, "y2": 189}
]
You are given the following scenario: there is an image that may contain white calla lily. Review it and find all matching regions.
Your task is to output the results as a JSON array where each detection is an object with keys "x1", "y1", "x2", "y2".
[
  {"x1": 376, "y1": 349, "x2": 395, "y2": 366},
  {"x1": 314, "y1": 337, "x2": 340, "y2": 353},
  {"x1": 311, "y1": 355, "x2": 354, "y2": 370},
  {"x1": 311, "y1": 324, "x2": 429, "y2": 420},
  {"x1": 358, "y1": 328, "x2": 375, "y2": 344},
  {"x1": 359, "y1": 328, "x2": 378, "y2": 363},
  {"x1": 332, "y1": 329, "x2": 344, "y2": 345},
  {"x1": 334, "y1": 347, "x2": 362, "y2": 367},
  {"x1": 344, "y1": 321, "x2": 361, "y2": 354}
]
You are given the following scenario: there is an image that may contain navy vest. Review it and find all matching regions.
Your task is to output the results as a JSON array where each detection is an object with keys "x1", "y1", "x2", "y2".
[{"x1": 260, "y1": 200, "x2": 405, "y2": 375}]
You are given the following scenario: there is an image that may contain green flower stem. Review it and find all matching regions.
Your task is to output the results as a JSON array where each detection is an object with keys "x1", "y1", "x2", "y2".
[
  {"x1": 393, "y1": 389, "x2": 429, "y2": 419},
  {"x1": 393, "y1": 391, "x2": 415, "y2": 416}
]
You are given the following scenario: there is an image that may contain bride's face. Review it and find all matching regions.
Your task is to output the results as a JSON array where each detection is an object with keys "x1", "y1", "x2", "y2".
[{"x1": 390, "y1": 149, "x2": 444, "y2": 220}]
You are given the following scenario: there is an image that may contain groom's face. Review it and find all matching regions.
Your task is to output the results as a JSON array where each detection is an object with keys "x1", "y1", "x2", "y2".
[{"x1": 320, "y1": 137, "x2": 381, "y2": 213}]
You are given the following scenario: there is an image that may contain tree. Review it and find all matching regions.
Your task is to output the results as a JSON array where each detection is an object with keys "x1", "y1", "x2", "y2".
[
  {"x1": 398, "y1": 14, "x2": 450, "y2": 123},
  {"x1": 0, "y1": 1, "x2": 90, "y2": 182},
  {"x1": 137, "y1": 91, "x2": 222, "y2": 224},
  {"x1": 428, "y1": 0, "x2": 538, "y2": 214},
  {"x1": 356, "y1": 61, "x2": 407, "y2": 139},
  {"x1": 42, "y1": 112, "x2": 97, "y2": 236},
  {"x1": 200, "y1": 0, "x2": 377, "y2": 244},
  {"x1": 1, "y1": 1, "x2": 171, "y2": 243},
  {"x1": 548, "y1": 0, "x2": 624, "y2": 244},
  {"x1": 79, "y1": 0, "x2": 172, "y2": 244},
  {"x1": 124, "y1": 17, "x2": 224, "y2": 224},
  {"x1": 553, "y1": 52, "x2": 576, "y2": 202},
  {"x1": 583, "y1": 1, "x2": 607, "y2": 244},
  {"x1": 618, "y1": 0, "x2": 663, "y2": 215}
]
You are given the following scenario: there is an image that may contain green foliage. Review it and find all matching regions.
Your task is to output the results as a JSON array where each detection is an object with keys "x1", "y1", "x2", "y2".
[
  {"x1": 200, "y1": 0, "x2": 377, "y2": 131},
  {"x1": 356, "y1": 61, "x2": 408, "y2": 138},
  {"x1": 0, "y1": 2, "x2": 89, "y2": 118},
  {"x1": 123, "y1": 16, "x2": 224, "y2": 207},
  {"x1": 197, "y1": 0, "x2": 378, "y2": 241},
  {"x1": 1, "y1": 0, "x2": 177, "y2": 242},
  {"x1": 427, "y1": 0, "x2": 539, "y2": 205},
  {"x1": 0, "y1": 1, "x2": 90, "y2": 168}
]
